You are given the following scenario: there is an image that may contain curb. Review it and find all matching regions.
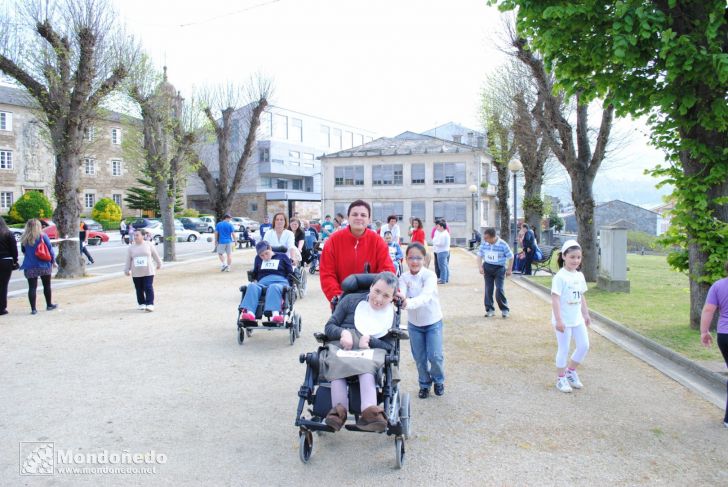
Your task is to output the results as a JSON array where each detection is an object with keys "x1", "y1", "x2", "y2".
[{"x1": 515, "y1": 275, "x2": 727, "y2": 392}]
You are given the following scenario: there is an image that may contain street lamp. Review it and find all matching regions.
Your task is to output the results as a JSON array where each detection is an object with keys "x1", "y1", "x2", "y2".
[
  {"x1": 508, "y1": 158, "x2": 523, "y2": 253},
  {"x1": 468, "y1": 184, "x2": 478, "y2": 238}
]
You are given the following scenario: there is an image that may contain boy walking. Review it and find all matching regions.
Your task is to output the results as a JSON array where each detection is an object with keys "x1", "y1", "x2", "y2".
[
  {"x1": 215, "y1": 214, "x2": 236, "y2": 272},
  {"x1": 477, "y1": 228, "x2": 513, "y2": 318}
]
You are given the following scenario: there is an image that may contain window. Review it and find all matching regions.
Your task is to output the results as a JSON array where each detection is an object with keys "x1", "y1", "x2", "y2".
[
  {"x1": 410, "y1": 201, "x2": 426, "y2": 221},
  {"x1": 411, "y1": 164, "x2": 425, "y2": 184},
  {"x1": 0, "y1": 111, "x2": 12, "y2": 131},
  {"x1": 433, "y1": 162, "x2": 465, "y2": 184},
  {"x1": 302, "y1": 152, "x2": 314, "y2": 160},
  {"x1": 331, "y1": 128, "x2": 342, "y2": 151},
  {"x1": 1, "y1": 192, "x2": 13, "y2": 209},
  {"x1": 292, "y1": 179, "x2": 303, "y2": 190},
  {"x1": 84, "y1": 158, "x2": 96, "y2": 175},
  {"x1": 276, "y1": 179, "x2": 288, "y2": 189},
  {"x1": 372, "y1": 164, "x2": 403, "y2": 186},
  {"x1": 320, "y1": 125, "x2": 330, "y2": 147},
  {"x1": 259, "y1": 147, "x2": 270, "y2": 162},
  {"x1": 334, "y1": 166, "x2": 364, "y2": 186},
  {"x1": 0, "y1": 150, "x2": 13, "y2": 169},
  {"x1": 291, "y1": 118, "x2": 303, "y2": 142},
  {"x1": 373, "y1": 202, "x2": 404, "y2": 223},
  {"x1": 289, "y1": 150, "x2": 300, "y2": 159},
  {"x1": 433, "y1": 201, "x2": 466, "y2": 222},
  {"x1": 344, "y1": 131, "x2": 353, "y2": 149},
  {"x1": 305, "y1": 177, "x2": 313, "y2": 192},
  {"x1": 272, "y1": 113, "x2": 288, "y2": 139},
  {"x1": 355, "y1": 133, "x2": 364, "y2": 147},
  {"x1": 83, "y1": 125, "x2": 95, "y2": 142},
  {"x1": 111, "y1": 128, "x2": 121, "y2": 145},
  {"x1": 260, "y1": 177, "x2": 272, "y2": 188},
  {"x1": 248, "y1": 201, "x2": 258, "y2": 212},
  {"x1": 111, "y1": 159, "x2": 122, "y2": 176},
  {"x1": 85, "y1": 193, "x2": 95, "y2": 208},
  {"x1": 482, "y1": 200, "x2": 490, "y2": 223},
  {"x1": 261, "y1": 112, "x2": 273, "y2": 136},
  {"x1": 112, "y1": 194, "x2": 122, "y2": 207}
]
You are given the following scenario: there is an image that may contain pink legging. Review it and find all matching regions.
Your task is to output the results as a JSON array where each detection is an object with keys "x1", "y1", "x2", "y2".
[{"x1": 330, "y1": 373, "x2": 377, "y2": 411}]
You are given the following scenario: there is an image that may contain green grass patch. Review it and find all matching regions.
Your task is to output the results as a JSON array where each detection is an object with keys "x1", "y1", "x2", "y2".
[{"x1": 531, "y1": 254, "x2": 722, "y2": 361}]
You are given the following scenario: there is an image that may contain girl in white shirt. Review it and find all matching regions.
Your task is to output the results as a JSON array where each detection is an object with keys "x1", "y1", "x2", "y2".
[
  {"x1": 551, "y1": 239, "x2": 591, "y2": 393},
  {"x1": 399, "y1": 242, "x2": 445, "y2": 399},
  {"x1": 432, "y1": 220, "x2": 451, "y2": 284}
]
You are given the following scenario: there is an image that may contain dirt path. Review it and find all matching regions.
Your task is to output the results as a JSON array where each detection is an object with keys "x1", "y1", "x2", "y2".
[{"x1": 1, "y1": 248, "x2": 726, "y2": 486}]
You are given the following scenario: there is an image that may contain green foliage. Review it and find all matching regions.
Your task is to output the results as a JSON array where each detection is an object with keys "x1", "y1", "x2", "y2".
[
  {"x1": 92, "y1": 198, "x2": 122, "y2": 223},
  {"x1": 548, "y1": 210, "x2": 564, "y2": 232},
  {"x1": 176, "y1": 208, "x2": 199, "y2": 218},
  {"x1": 626, "y1": 230, "x2": 670, "y2": 253},
  {"x1": 124, "y1": 178, "x2": 183, "y2": 215},
  {"x1": 522, "y1": 196, "x2": 544, "y2": 217},
  {"x1": 8, "y1": 191, "x2": 53, "y2": 223}
]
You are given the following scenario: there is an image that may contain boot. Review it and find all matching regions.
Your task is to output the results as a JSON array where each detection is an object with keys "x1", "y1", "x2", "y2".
[
  {"x1": 357, "y1": 405, "x2": 387, "y2": 433},
  {"x1": 324, "y1": 404, "x2": 347, "y2": 432}
]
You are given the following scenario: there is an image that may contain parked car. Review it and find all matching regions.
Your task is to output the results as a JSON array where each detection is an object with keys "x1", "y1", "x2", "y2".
[
  {"x1": 199, "y1": 216, "x2": 215, "y2": 233},
  {"x1": 143, "y1": 220, "x2": 201, "y2": 244},
  {"x1": 41, "y1": 220, "x2": 110, "y2": 244},
  {"x1": 11, "y1": 228, "x2": 23, "y2": 242},
  {"x1": 239, "y1": 217, "x2": 259, "y2": 233},
  {"x1": 82, "y1": 218, "x2": 103, "y2": 231},
  {"x1": 130, "y1": 218, "x2": 156, "y2": 230},
  {"x1": 179, "y1": 217, "x2": 208, "y2": 233},
  {"x1": 230, "y1": 217, "x2": 260, "y2": 233}
]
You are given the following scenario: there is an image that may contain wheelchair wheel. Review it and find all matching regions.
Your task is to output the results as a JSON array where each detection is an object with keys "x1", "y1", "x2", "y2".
[
  {"x1": 289, "y1": 326, "x2": 296, "y2": 345},
  {"x1": 298, "y1": 269, "x2": 307, "y2": 299},
  {"x1": 299, "y1": 430, "x2": 313, "y2": 464},
  {"x1": 293, "y1": 312, "x2": 301, "y2": 338},
  {"x1": 237, "y1": 326, "x2": 245, "y2": 345},
  {"x1": 394, "y1": 436, "x2": 405, "y2": 469},
  {"x1": 400, "y1": 392, "x2": 411, "y2": 439}
]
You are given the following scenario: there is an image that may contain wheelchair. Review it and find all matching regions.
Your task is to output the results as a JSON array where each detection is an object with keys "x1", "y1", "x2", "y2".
[
  {"x1": 294, "y1": 273, "x2": 412, "y2": 468},
  {"x1": 303, "y1": 241, "x2": 321, "y2": 275},
  {"x1": 236, "y1": 269, "x2": 301, "y2": 346}
]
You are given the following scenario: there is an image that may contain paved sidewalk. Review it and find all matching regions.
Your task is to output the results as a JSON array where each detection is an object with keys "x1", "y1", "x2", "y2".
[{"x1": 1, "y1": 249, "x2": 726, "y2": 486}]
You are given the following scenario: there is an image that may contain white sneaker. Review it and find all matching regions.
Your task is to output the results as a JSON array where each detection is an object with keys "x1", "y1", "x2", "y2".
[
  {"x1": 224, "y1": 266, "x2": 231, "y2": 272},
  {"x1": 145, "y1": 305, "x2": 154, "y2": 312},
  {"x1": 556, "y1": 376, "x2": 573, "y2": 393},
  {"x1": 221, "y1": 264, "x2": 228, "y2": 272},
  {"x1": 566, "y1": 369, "x2": 583, "y2": 389},
  {"x1": 137, "y1": 304, "x2": 146, "y2": 311}
]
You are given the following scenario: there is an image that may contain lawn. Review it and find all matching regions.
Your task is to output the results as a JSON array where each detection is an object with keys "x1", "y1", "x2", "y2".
[{"x1": 531, "y1": 254, "x2": 723, "y2": 361}]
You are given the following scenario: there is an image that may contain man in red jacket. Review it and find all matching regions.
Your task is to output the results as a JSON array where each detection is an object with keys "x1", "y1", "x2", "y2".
[{"x1": 319, "y1": 200, "x2": 396, "y2": 303}]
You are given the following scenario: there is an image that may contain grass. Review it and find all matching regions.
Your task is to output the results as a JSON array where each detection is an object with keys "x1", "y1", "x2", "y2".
[{"x1": 531, "y1": 254, "x2": 722, "y2": 361}]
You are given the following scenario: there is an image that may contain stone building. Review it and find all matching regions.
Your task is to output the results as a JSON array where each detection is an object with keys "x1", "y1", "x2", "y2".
[
  {"x1": 563, "y1": 199, "x2": 660, "y2": 235},
  {"x1": 0, "y1": 85, "x2": 141, "y2": 217},
  {"x1": 320, "y1": 131, "x2": 496, "y2": 246}
]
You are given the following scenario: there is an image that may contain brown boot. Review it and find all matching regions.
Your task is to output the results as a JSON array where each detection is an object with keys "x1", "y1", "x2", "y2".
[
  {"x1": 324, "y1": 404, "x2": 347, "y2": 431},
  {"x1": 357, "y1": 405, "x2": 387, "y2": 433}
]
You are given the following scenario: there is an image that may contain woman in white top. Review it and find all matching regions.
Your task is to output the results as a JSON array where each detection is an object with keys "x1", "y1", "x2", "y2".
[
  {"x1": 400, "y1": 242, "x2": 445, "y2": 399},
  {"x1": 432, "y1": 220, "x2": 451, "y2": 284},
  {"x1": 263, "y1": 212, "x2": 295, "y2": 252}
]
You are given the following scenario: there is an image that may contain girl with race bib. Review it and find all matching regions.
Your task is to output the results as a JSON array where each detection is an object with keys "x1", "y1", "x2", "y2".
[
  {"x1": 239, "y1": 241, "x2": 293, "y2": 324},
  {"x1": 551, "y1": 239, "x2": 591, "y2": 393},
  {"x1": 124, "y1": 229, "x2": 162, "y2": 312}
]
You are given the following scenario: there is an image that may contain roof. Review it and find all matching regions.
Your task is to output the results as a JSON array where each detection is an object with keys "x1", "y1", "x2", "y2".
[
  {"x1": 596, "y1": 199, "x2": 659, "y2": 215},
  {"x1": 421, "y1": 122, "x2": 485, "y2": 146},
  {"x1": 320, "y1": 132, "x2": 486, "y2": 159}
]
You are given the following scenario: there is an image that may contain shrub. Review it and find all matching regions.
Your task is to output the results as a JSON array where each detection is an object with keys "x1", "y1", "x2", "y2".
[
  {"x1": 92, "y1": 198, "x2": 122, "y2": 223},
  {"x1": 7, "y1": 191, "x2": 53, "y2": 223},
  {"x1": 177, "y1": 208, "x2": 199, "y2": 218}
]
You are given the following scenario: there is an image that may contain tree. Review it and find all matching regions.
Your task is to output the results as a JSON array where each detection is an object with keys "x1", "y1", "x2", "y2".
[
  {"x1": 8, "y1": 191, "x2": 53, "y2": 223},
  {"x1": 91, "y1": 197, "x2": 121, "y2": 224},
  {"x1": 124, "y1": 177, "x2": 183, "y2": 215},
  {"x1": 0, "y1": 0, "x2": 137, "y2": 277},
  {"x1": 492, "y1": 1, "x2": 727, "y2": 327},
  {"x1": 195, "y1": 78, "x2": 271, "y2": 221},
  {"x1": 127, "y1": 61, "x2": 197, "y2": 262}
]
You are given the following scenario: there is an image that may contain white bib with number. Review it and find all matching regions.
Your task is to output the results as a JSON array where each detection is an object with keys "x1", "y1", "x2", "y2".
[
  {"x1": 261, "y1": 259, "x2": 280, "y2": 270},
  {"x1": 484, "y1": 252, "x2": 499, "y2": 264},
  {"x1": 134, "y1": 256, "x2": 148, "y2": 268}
]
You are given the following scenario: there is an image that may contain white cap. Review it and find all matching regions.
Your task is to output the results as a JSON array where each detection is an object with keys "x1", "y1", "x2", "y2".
[{"x1": 561, "y1": 239, "x2": 581, "y2": 254}]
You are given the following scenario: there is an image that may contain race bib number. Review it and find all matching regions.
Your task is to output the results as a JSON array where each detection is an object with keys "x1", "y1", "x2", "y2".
[
  {"x1": 566, "y1": 283, "x2": 581, "y2": 305},
  {"x1": 336, "y1": 349, "x2": 375, "y2": 360},
  {"x1": 484, "y1": 252, "x2": 498, "y2": 264},
  {"x1": 261, "y1": 260, "x2": 280, "y2": 270},
  {"x1": 134, "y1": 256, "x2": 148, "y2": 267}
]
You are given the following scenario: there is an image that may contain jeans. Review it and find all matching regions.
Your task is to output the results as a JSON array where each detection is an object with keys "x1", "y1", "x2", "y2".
[
  {"x1": 80, "y1": 241, "x2": 94, "y2": 263},
  {"x1": 435, "y1": 251, "x2": 449, "y2": 283},
  {"x1": 240, "y1": 274, "x2": 289, "y2": 313},
  {"x1": 718, "y1": 333, "x2": 728, "y2": 423},
  {"x1": 408, "y1": 320, "x2": 445, "y2": 388},
  {"x1": 132, "y1": 275, "x2": 155, "y2": 305},
  {"x1": 483, "y1": 263, "x2": 508, "y2": 312}
]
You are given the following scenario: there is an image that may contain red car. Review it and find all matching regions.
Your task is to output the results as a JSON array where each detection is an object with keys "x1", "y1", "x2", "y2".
[{"x1": 41, "y1": 219, "x2": 110, "y2": 244}]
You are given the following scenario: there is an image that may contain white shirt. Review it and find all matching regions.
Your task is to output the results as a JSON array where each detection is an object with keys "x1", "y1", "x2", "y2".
[
  {"x1": 379, "y1": 223, "x2": 400, "y2": 243},
  {"x1": 551, "y1": 268, "x2": 588, "y2": 327},
  {"x1": 263, "y1": 229, "x2": 295, "y2": 249},
  {"x1": 431, "y1": 230, "x2": 450, "y2": 253},
  {"x1": 399, "y1": 268, "x2": 443, "y2": 327}
]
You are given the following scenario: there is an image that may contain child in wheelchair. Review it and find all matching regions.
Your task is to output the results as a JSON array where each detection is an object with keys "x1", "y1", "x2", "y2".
[{"x1": 239, "y1": 241, "x2": 293, "y2": 324}]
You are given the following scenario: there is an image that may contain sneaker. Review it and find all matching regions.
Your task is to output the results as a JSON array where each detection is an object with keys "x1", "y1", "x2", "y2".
[
  {"x1": 566, "y1": 369, "x2": 583, "y2": 389},
  {"x1": 46, "y1": 304, "x2": 58, "y2": 311},
  {"x1": 220, "y1": 264, "x2": 228, "y2": 272},
  {"x1": 224, "y1": 266, "x2": 231, "y2": 272},
  {"x1": 137, "y1": 304, "x2": 146, "y2": 311},
  {"x1": 485, "y1": 310, "x2": 495, "y2": 317},
  {"x1": 502, "y1": 310, "x2": 510, "y2": 318},
  {"x1": 145, "y1": 305, "x2": 154, "y2": 312},
  {"x1": 240, "y1": 309, "x2": 256, "y2": 321},
  {"x1": 418, "y1": 387, "x2": 430, "y2": 399},
  {"x1": 556, "y1": 376, "x2": 573, "y2": 393},
  {"x1": 434, "y1": 383, "x2": 445, "y2": 396},
  {"x1": 271, "y1": 314, "x2": 284, "y2": 324},
  {"x1": 31, "y1": 309, "x2": 37, "y2": 315}
]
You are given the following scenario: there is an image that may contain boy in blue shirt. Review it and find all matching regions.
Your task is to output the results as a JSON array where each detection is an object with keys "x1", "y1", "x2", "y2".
[
  {"x1": 477, "y1": 227, "x2": 513, "y2": 318},
  {"x1": 383, "y1": 231, "x2": 403, "y2": 275}
]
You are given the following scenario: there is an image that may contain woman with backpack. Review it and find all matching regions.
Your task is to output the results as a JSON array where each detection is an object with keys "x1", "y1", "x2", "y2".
[{"x1": 20, "y1": 219, "x2": 58, "y2": 315}]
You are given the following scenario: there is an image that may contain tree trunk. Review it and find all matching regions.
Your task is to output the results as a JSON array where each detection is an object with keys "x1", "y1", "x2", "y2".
[
  {"x1": 570, "y1": 171, "x2": 598, "y2": 281},
  {"x1": 158, "y1": 180, "x2": 176, "y2": 262},
  {"x1": 496, "y1": 165, "x2": 511, "y2": 244},
  {"x1": 53, "y1": 149, "x2": 84, "y2": 278},
  {"x1": 523, "y1": 174, "x2": 544, "y2": 242}
]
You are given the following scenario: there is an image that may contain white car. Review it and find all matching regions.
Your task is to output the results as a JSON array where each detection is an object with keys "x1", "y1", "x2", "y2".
[
  {"x1": 199, "y1": 216, "x2": 215, "y2": 233},
  {"x1": 144, "y1": 221, "x2": 200, "y2": 244}
]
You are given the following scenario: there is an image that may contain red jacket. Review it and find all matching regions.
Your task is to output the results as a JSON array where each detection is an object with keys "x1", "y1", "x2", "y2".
[{"x1": 319, "y1": 227, "x2": 395, "y2": 302}]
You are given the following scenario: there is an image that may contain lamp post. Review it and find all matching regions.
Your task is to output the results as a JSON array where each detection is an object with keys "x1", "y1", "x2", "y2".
[
  {"x1": 468, "y1": 184, "x2": 478, "y2": 238},
  {"x1": 508, "y1": 159, "x2": 523, "y2": 253}
]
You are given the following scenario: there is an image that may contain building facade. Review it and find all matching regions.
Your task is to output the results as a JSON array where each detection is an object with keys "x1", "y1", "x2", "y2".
[
  {"x1": 0, "y1": 85, "x2": 140, "y2": 217},
  {"x1": 185, "y1": 105, "x2": 376, "y2": 222},
  {"x1": 320, "y1": 132, "x2": 496, "y2": 246},
  {"x1": 563, "y1": 199, "x2": 660, "y2": 236}
]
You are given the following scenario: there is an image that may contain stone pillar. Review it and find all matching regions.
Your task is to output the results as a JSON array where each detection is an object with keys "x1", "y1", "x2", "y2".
[{"x1": 597, "y1": 224, "x2": 630, "y2": 292}]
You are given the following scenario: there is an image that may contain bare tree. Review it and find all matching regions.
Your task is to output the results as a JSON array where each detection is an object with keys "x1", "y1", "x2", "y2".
[
  {"x1": 127, "y1": 60, "x2": 198, "y2": 261},
  {"x1": 0, "y1": 0, "x2": 138, "y2": 277},
  {"x1": 512, "y1": 37, "x2": 614, "y2": 281},
  {"x1": 195, "y1": 77, "x2": 271, "y2": 221}
]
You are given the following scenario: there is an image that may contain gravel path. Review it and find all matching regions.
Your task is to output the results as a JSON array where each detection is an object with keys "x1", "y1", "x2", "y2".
[{"x1": 1, "y1": 248, "x2": 726, "y2": 486}]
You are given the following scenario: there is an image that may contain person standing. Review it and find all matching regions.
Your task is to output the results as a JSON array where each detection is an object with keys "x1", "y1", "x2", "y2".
[
  {"x1": 478, "y1": 228, "x2": 514, "y2": 318},
  {"x1": 79, "y1": 221, "x2": 95, "y2": 265},
  {"x1": 0, "y1": 217, "x2": 18, "y2": 315},
  {"x1": 119, "y1": 219, "x2": 127, "y2": 244},
  {"x1": 19, "y1": 219, "x2": 58, "y2": 315},
  {"x1": 522, "y1": 223, "x2": 537, "y2": 275},
  {"x1": 126, "y1": 221, "x2": 134, "y2": 245},
  {"x1": 263, "y1": 213, "x2": 295, "y2": 252},
  {"x1": 301, "y1": 219, "x2": 319, "y2": 265},
  {"x1": 321, "y1": 215, "x2": 334, "y2": 239},
  {"x1": 215, "y1": 214, "x2": 236, "y2": 272},
  {"x1": 124, "y1": 229, "x2": 162, "y2": 311},
  {"x1": 551, "y1": 240, "x2": 591, "y2": 393},
  {"x1": 700, "y1": 260, "x2": 728, "y2": 428},
  {"x1": 258, "y1": 216, "x2": 272, "y2": 240},
  {"x1": 379, "y1": 215, "x2": 401, "y2": 243},
  {"x1": 432, "y1": 220, "x2": 451, "y2": 284},
  {"x1": 400, "y1": 242, "x2": 445, "y2": 399}
]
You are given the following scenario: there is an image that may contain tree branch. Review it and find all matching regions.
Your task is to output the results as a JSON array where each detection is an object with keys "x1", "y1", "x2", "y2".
[
  {"x1": 229, "y1": 98, "x2": 268, "y2": 199},
  {"x1": 589, "y1": 102, "x2": 615, "y2": 179},
  {"x1": 0, "y1": 55, "x2": 52, "y2": 112}
]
